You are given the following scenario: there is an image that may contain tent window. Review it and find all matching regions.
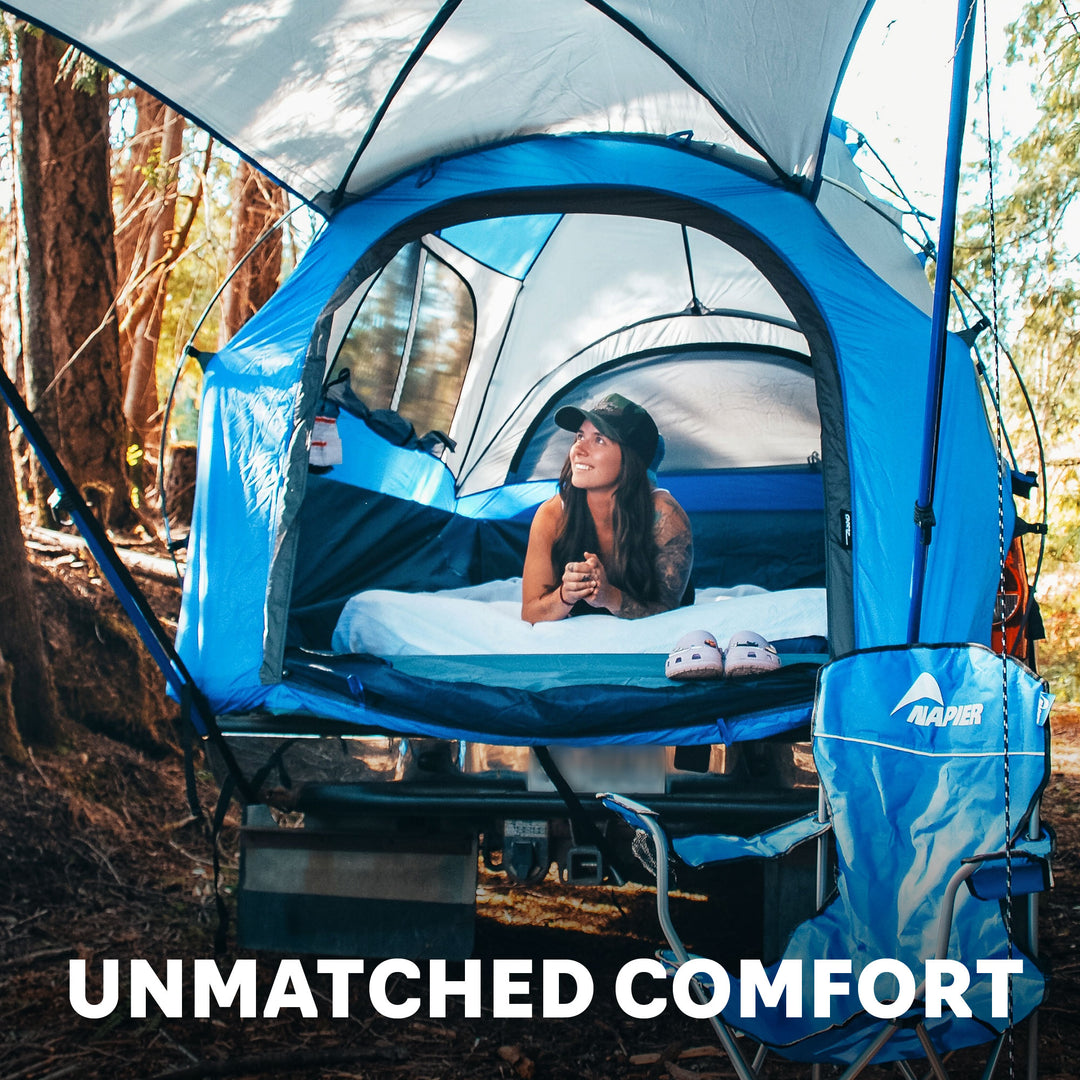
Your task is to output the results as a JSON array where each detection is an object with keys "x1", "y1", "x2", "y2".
[
  {"x1": 329, "y1": 242, "x2": 475, "y2": 436},
  {"x1": 334, "y1": 243, "x2": 418, "y2": 410}
]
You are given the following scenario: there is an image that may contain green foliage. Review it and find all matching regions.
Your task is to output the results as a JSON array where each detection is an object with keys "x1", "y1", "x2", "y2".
[
  {"x1": 56, "y1": 44, "x2": 108, "y2": 95},
  {"x1": 139, "y1": 146, "x2": 180, "y2": 192},
  {"x1": 956, "y1": 0, "x2": 1080, "y2": 696},
  {"x1": 147, "y1": 138, "x2": 317, "y2": 444}
]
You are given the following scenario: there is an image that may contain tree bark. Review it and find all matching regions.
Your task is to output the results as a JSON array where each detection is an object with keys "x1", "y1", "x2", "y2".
[
  {"x1": 116, "y1": 95, "x2": 186, "y2": 510},
  {"x1": 11, "y1": 27, "x2": 60, "y2": 524},
  {"x1": 114, "y1": 86, "x2": 167, "y2": 301},
  {"x1": 17, "y1": 29, "x2": 130, "y2": 530},
  {"x1": 114, "y1": 85, "x2": 166, "y2": 423},
  {"x1": 122, "y1": 102, "x2": 184, "y2": 439},
  {"x1": 220, "y1": 161, "x2": 288, "y2": 342},
  {"x1": 4, "y1": 41, "x2": 29, "y2": 501},
  {"x1": 0, "y1": 391, "x2": 62, "y2": 750},
  {"x1": 0, "y1": 646, "x2": 25, "y2": 762}
]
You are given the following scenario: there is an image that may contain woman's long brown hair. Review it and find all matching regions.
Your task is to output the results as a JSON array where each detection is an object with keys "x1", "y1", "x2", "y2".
[{"x1": 550, "y1": 443, "x2": 659, "y2": 602}]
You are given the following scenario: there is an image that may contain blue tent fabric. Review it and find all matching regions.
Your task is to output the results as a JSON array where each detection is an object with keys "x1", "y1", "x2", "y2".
[
  {"x1": 438, "y1": 214, "x2": 562, "y2": 279},
  {"x1": 280, "y1": 649, "x2": 823, "y2": 745},
  {"x1": 174, "y1": 135, "x2": 1010, "y2": 728}
]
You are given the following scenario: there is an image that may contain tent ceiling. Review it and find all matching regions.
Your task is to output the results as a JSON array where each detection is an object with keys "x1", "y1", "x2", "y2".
[
  {"x1": 3, "y1": 0, "x2": 873, "y2": 208},
  {"x1": 513, "y1": 351, "x2": 821, "y2": 482}
]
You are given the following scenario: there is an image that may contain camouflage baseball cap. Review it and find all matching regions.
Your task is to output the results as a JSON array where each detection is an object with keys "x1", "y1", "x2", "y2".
[{"x1": 554, "y1": 392, "x2": 660, "y2": 466}]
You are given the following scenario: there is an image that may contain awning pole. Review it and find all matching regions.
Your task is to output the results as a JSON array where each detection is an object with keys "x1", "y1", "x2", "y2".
[
  {"x1": 0, "y1": 365, "x2": 209, "y2": 729},
  {"x1": 907, "y1": 0, "x2": 979, "y2": 643},
  {"x1": 1, "y1": 363, "x2": 264, "y2": 804}
]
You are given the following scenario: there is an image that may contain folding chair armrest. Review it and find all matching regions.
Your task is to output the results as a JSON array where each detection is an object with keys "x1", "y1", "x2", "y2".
[
  {"x1": 963, "y1": 853, "x2": 1053, "y2": 902},
  {"x1": 961, "y1": 825, "x2": 1054, "y2": 901},
  {"x1": 597, "y1": 792, "x2": 660, "y2": 829},
  {"x1": 934, "y1": 827, "x2": 1055, "y2": 960},
  {"x1": 597, "y1": 791, "x2": 673, "y2": 880},
  {"x1": 962, "y1": 824, "x2": 1055, "y2": 866},
  {"x1": 673, "y1": 810, "x2": 831, "y2": 868},
  {"x1": 598, "y1": 795, "x2": 831, "y2": 877}
]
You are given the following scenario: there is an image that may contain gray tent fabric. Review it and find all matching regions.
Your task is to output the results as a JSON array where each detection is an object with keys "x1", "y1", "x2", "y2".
[
  {"x1": 310, "y1": 162, "x2": 927, "y2": 498},
  {"x1": 4, "y1": 0, "x2": 871, "y2": 206}
]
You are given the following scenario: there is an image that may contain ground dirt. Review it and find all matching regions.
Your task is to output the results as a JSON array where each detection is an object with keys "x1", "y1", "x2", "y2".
[{"x1": 1, "y1": 546, "x2": 1078, "y2": 1080}]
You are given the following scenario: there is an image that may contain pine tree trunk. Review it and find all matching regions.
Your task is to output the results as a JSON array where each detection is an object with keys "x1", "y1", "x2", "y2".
[
  {"x1": 5, "y1": 59, "x2": 31, "y2": 503},
  {"x1": 18, "y1": 29, "x2": 130, "y2": 530},
  {"x1": 0, "y1": 397, "x2": 62, "y2": 750},
  {"x1": 0, "y1": 648, "x2": 27, "y2": 763},
  {"x1": 115, "y1": 86, "x2": 166, "y2": 421},
  {"x1": 123, "y1": 107, "x2": 184, "y2": 436},
  {"x1": 220, "y1": 162, "x2": 288, "y2": 342},
  {"x1": 115, "y1": 86, "x2": 167, "y2": 302},
  {"x1": 121, "y1": 103, "x2": 185, "y2": 510},
  {"x1": 11, "y1": 28, "x2": 60, "y2": 524}
]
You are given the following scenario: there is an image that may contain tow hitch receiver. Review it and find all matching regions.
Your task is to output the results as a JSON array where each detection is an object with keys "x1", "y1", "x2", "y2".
[
  {"x1": 562, "y1": 845, "x2": 604, "y2": 885},
  {"x1": 502, "y1": 818, "x2": 550, "y2": 884}
]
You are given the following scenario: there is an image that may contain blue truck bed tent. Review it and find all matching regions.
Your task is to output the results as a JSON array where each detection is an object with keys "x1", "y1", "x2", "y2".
[
  {"x1": 0, "y1": 0, "x2": 1027, "y2": 758},
  {"x1": 0, "y1": 0, "x2": 1048, "y2": 989},
  {"x1": 163, "y1": 134, "x2": 1007, "y2": 729}
]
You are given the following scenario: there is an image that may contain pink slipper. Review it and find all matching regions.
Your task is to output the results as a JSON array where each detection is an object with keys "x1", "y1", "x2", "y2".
[
  {"x1": 724, "y1": 630, "x2": 781, "y2": 678},
  {"x1": 665, "y1": 630, "x2": 725, "y2": 680}
]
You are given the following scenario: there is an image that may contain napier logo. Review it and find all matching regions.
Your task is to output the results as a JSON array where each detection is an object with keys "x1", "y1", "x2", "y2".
[{"x1": 891, "y1": 672, "x2": 984, "y2": 727}]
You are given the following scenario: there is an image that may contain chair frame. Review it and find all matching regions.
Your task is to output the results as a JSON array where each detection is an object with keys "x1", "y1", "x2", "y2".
[{"x1": 601, "y1": 759, "x2": 1049, "y2": 1080}]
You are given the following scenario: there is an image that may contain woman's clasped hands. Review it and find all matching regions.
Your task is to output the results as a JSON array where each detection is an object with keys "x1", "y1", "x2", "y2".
[{"x1": 560, "y1": 552, "x2": 614, "y2": 610}]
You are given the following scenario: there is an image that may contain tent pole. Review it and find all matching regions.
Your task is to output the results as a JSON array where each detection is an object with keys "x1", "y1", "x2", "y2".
[
  {"x1": 1, "y1": 364, "x2": 264, "y2": 805},
  {"x1": 907, "y1": 0, "x2": 979, "y2": 643},
  {"x1": 0, "y1": 365, "x2": 211, "y2": 731}
]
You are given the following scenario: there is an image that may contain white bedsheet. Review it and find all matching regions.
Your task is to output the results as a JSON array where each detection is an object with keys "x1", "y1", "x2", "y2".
[{"x1": 331, "y1": 579, "x2": 827, "y2": 657}]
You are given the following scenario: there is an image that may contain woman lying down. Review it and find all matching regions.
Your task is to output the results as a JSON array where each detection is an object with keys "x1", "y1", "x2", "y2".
[
  {"x1": 330, "y1": 393, "x2": 828, "y2": 661},
  {"x1": 521, "y1": 393, "x2": 693, "y2": 623}
]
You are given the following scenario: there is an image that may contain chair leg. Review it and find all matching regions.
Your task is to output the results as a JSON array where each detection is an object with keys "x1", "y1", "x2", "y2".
[
  {"x1": 1022, "y1": 810, "x2": 1042, "y2": 1080},
  {"x1": 700, "y1": 1012, "x2": 760, "y2": 1080},
  {"x1": 977, "y1": 1031, "x2": 1006, "y2": 1080},
  {"x1": 1025, "y1": 1011, "x2": 1037, "y2": 1080},
  {"x1": 834, "y1": 1022, "x2": 901, "y2": 1080},
  {"x1": 1024, "y1": 886, "x2": 1040, "y2": 1080},
  {"x1": 913, "y1": 1023, "x2": 949, "y2": 1080},
  {"x1": 894, "y1": 1060, "x2": 920, "y2": 1080},
  {"x1": 640, "y1": 813, "x2": 759, "y2": 1080}
]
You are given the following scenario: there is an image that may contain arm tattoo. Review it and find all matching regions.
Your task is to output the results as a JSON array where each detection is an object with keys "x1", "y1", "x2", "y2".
[{"x1": 618, "y1": 501, "x2": 694, "y2": 619}]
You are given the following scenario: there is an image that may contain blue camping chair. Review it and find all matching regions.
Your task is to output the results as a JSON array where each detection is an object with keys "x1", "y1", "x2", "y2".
[{"x1": 601, "y1": 644, "x2": 1054, "y2": 1079}]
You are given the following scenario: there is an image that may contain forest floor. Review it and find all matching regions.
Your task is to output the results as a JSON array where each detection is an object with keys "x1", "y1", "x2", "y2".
[{"x1": 1, "y1": 545, "x2": 1078, "y2": 1080}]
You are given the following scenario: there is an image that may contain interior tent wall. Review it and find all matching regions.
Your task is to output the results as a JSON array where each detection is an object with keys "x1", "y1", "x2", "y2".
[
  {"x1": 510, "y1": 352, "x2": 819, "y2": 482},
  {"x1": 448, "y1": 215, "x2": 811, "y2": 494},
  {"x1": 173, "y1": 135, "x2": 1009, "y2": 722}
]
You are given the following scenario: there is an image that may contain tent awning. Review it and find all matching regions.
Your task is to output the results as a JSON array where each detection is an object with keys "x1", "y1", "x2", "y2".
[{"x1": 3, "y1": 0, "x2": 872, "y2": 208}]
